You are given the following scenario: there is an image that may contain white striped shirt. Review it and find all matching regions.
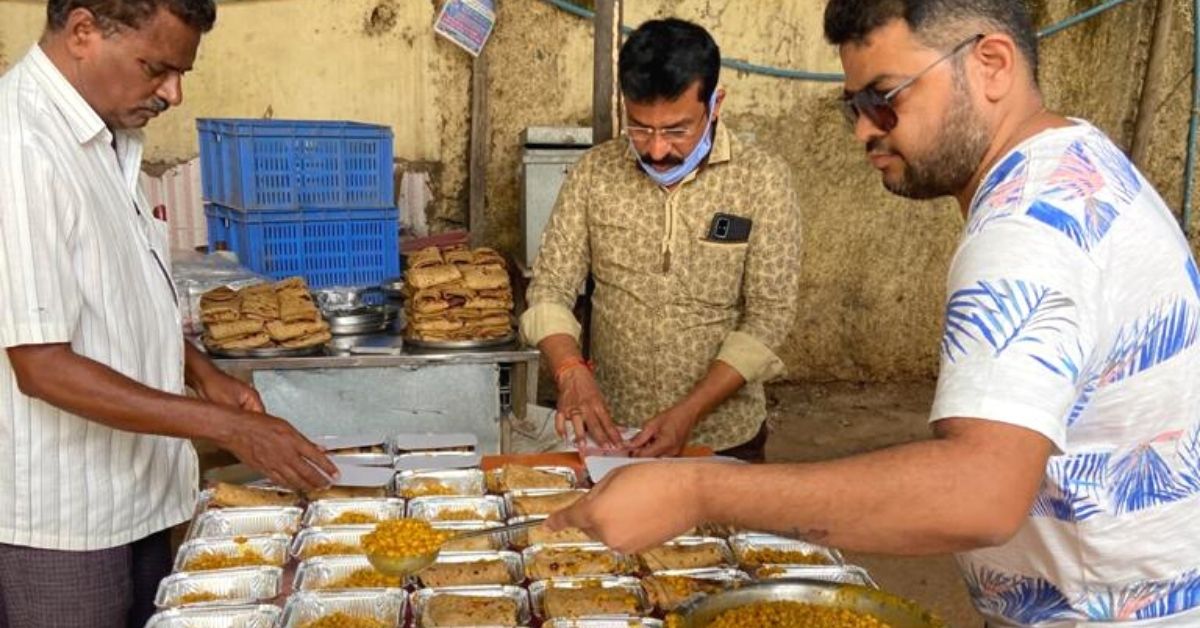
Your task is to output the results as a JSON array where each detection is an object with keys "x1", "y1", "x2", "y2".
[{"x1": 0, "y1": 46, "x2": 197, "y2": 551}]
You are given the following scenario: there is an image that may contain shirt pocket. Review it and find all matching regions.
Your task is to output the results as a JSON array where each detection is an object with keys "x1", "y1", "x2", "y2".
[{"x1": 683, "y1": 238, "x2": 750, "y2": 307}]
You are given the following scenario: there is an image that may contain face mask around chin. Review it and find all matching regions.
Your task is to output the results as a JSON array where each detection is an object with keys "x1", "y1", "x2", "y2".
[{"x1": 634, "y1": 90, "x2": 719, "y2": 187}]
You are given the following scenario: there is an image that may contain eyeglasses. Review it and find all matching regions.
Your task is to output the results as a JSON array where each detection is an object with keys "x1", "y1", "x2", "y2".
[
  {"x1": 624, "y1": 115, "x2": 706, "y2": 146},
  {"x1": 840, "y1": 33, "x2": 984, "y2": 133}
]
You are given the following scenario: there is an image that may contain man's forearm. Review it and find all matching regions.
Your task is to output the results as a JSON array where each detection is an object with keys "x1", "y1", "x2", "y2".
[
  {"x1": 538, "y1": 333, "x2": 585, "y2": 376},
  {"x1": 184, "y1": 336, "x2": 223, "y2": 389},
  {"x1": 9, "y1": 344, "x2": 235, "y2": 444},
  {"x1": 695, "y1": 421, "x2": 1050, "y2": 555},
  {"x1": 679, "y1": 360, "x2": 746, "y2": 421}
]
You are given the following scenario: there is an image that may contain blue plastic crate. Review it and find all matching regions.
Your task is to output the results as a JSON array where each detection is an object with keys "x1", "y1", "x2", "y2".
[
  {"x1": 198, "y1": 119, "x2": 394, "y2": 211},
  {"x1": 206, "y1": 204, "x2": 400, "y2": 288}
]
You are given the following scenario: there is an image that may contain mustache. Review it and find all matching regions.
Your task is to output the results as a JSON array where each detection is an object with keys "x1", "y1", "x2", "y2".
[
  {"x1": 638, "y1": 153, "x2": 683, "y2": 168},
  {"x1": 145, "y1": 97, "x2": 169, "y2": 113},
  {"x1": 866, "y1": 138, "x2": 892, "y2": 156}
]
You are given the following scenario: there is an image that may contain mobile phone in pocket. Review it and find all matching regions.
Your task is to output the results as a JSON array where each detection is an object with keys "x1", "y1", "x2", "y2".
[{"x1": 706, "y1": 212, "x2": 753, "y2": 242}]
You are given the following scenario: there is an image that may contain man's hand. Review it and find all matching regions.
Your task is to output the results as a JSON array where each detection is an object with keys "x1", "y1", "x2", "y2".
[
  {"x1": 213, "y1": 411, "x2": 339, "y2": 493},
  {"x1": 546, "y1": 462, "x2": 710, "y2": 553},
  {"x1": 192, "y1": 370, "x2": 264, "y2": 413},
  {"x1": 555, "y1": 366, "x2": 625, "y2": 450},
  {"x1": 629, "y1": 403, "x2": 700, "y2": 457},
  {"x1": 9, "y1": 341, "x2": 338, "y2": 494}
]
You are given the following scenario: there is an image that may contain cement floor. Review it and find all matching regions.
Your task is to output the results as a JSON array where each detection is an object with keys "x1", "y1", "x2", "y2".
[{"x1": 764, "y1": 380, "x2": 982, "y2": 627}]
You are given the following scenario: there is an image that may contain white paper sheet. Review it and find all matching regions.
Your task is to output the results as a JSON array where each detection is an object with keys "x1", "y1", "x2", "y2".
[{"x1": 584, "y1": 455, "x2": 744, "y2": 483}]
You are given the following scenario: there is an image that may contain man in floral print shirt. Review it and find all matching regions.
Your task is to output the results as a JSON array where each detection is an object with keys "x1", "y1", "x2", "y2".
[
  {"x1": 550, "y1": 1, "x2": 1200, "y2": 626},
  {"x1": 522, "y1": 19, "x2": 802, "y2": 460}
]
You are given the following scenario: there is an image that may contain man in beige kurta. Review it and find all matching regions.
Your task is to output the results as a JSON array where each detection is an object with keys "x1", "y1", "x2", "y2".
[{"x1": 521, "y1": 19, "x2": 802, "y2": 460}]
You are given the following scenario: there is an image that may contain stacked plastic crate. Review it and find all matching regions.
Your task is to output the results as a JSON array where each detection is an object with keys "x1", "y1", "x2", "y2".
[{"x1": 199, "y1": 119, "x2": 400, "y2": 288}]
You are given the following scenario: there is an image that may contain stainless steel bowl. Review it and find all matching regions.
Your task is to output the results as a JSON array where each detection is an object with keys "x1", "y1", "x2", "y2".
[
  {"x1": 674, "y1": 579, "x2": 944, "y2": 628},
  {"x1": 381, "y1": 277, "x2": 405, "y2": 300},
  {"x1": 325, "y1": 306, "x2": 389, "y2": 336}
]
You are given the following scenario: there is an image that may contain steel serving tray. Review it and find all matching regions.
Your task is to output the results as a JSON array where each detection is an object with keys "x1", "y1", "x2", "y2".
[
  {"x1": 403, "y1": 331, "x2": 518, "y2": 350},
  {"x1": 674, "y1": 579, "x2": 944, "y2": 628},
  {"x1": 205, "y1": 343, "x2": 325, "y2": 359}
]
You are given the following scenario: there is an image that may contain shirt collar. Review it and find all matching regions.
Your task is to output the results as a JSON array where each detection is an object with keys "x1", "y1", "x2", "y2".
[
  {"x1": 24, "y1": 45, "x2": 109, "y2": 145},
  {"x1": 707, "y1": 119, "x2": 732, "y2": 165}
]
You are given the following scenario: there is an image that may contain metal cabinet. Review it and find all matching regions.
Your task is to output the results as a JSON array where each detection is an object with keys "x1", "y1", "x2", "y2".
[{"x1": 519, "y1": 126, "x2": 592, "y2": 269}]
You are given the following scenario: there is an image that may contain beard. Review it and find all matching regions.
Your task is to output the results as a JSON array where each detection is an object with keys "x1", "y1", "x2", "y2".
[{"x1": 879, "y1": 68, "x2": 990, "y2": 200}]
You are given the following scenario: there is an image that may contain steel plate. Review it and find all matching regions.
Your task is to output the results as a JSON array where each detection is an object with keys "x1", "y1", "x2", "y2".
[
  {"x1": 403, "y1": 331, "x2": 518, "y2": 350},
  {"x1": 205, "y1": 343, "x2": 325, "y2": 359},
  {"x1": 675, "y1": 579, "x2": 944, "y2": 628}
]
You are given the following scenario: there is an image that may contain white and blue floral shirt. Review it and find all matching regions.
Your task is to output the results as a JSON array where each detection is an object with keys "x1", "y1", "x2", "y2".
[{"x1": 931, "y1": 121, "x2": 1200, "y2": 627}]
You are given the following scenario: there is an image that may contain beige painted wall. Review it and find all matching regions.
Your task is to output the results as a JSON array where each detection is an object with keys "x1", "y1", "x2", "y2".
[
  {"x1": 0, "y1": 0, "x2": 465, "y2": 165},
  {"x1": 1, "y1": 0, "x2": 1196, "y2": 383}
]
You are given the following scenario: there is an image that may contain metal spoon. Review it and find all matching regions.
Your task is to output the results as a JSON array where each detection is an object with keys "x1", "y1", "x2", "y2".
[{"x1": 366, "y1": 518, "x2": 546, "y2": 576}]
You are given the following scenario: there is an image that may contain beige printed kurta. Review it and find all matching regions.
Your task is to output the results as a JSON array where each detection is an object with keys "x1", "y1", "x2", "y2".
[{"x1": 521, "y1": 122, "x2": 802, "y2": 450}]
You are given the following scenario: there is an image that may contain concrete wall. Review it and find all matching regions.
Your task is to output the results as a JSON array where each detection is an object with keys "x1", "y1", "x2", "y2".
[{"x1": 1, "y1": 0, "x2": 1196, "y2": 383}]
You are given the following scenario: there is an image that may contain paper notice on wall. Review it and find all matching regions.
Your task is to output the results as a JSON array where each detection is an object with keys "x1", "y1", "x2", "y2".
[{"x1": 434, "y1": 0, "x2": 496, "y2": 56}]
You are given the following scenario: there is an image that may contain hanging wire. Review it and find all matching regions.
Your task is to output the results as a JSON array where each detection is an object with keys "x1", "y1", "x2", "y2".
[{"x1": 539, "y1": 0, "x2": 1144, "y2": 83}]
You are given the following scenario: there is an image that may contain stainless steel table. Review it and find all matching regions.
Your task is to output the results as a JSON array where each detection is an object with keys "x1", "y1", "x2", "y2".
[{"x1": 210, "y1": 337, "x2": 540, "y2": 453}]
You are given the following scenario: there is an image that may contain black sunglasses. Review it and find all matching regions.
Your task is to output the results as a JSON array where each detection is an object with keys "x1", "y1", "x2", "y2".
[{"x1": 841, "y1": 34, "x2": 984, "y2": 133}]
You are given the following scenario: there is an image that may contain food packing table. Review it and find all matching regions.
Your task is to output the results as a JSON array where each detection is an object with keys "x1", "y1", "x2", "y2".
[{"x1": 148, "y1": 451, "x2": 884, "y2": 628}]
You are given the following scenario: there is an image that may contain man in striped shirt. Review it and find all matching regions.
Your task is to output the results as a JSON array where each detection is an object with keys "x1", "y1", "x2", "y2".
[{"x1": 0, "y1": 2, "x2": 337, "y2": 626}]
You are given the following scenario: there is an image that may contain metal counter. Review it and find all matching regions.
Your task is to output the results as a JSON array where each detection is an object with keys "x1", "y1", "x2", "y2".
[{"x1": 211, "y1": 337, "x2": 540, "y2": 453}]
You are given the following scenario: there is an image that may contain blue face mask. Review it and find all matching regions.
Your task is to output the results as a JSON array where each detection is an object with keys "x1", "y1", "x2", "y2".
[{"x1": 632, "y1": 91, "x2": 719, "y2": 187}]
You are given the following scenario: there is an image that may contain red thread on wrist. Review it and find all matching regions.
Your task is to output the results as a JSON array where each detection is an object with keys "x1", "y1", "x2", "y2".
[{"x1": 554, "y1": 356, "x2": 593, "y2": 386}]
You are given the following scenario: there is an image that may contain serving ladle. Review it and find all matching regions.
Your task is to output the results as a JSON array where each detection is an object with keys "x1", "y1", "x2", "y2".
[{"x1": 366, "y1": 518, "x2": 545, "y2": 576}]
